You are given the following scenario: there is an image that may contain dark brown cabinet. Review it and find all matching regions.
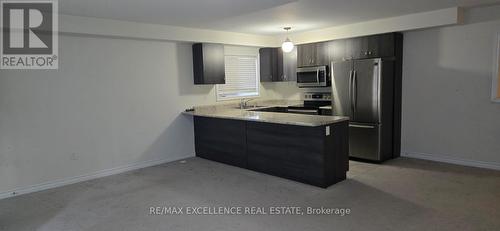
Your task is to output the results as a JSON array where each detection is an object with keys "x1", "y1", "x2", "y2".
[
  {"x1": 348, "y1": 34, "x2": 395, "y2": 59},
  {"x1": 246, "y1": 121, "x2": 344, "y2": 187},
  {"x1": 194, "y1": 116, "x2": 247, "y2": 168},
  {"x1": 328, "y1": 39, "x2": 348, "y2": 62},
  {"x1": 193, "y1": 116, "x2": 349, "y2": 188},
  {"x1": 376, "y1": 33, "x2": 396, "y2": 58},
  {"x1": 259, "y1": 47, "x2": 296, "y2": 82},
  {"x1": 330, "y1": 33, "x2": 397, "y2": 61},
  {"x1": 259, "y1": 48, "x2": 283, "y2": 82},
  {"x1": 259, "y1": 33, "x2": 401, "y2": 84},
  {"x1": 282, "y1": 47, "x2": 297, "y2": 81},
  {"x1": 346, "y1": 37, "x2": 362, "y2": 59},
  {"x1": 192, "y1": 43, "x2": 225, "y2": 84},
  {"x1": 259, "y1": 48, "x2": 272, "y2": 82},
  {"x1": 297, "y1": 42, "x2": 328, "y2": 67},
  {"x1": 297, "y1": 44, "x2": 312, "y2": 67}
]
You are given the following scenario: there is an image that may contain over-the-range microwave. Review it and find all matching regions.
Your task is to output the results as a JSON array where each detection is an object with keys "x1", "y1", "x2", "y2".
[{"x1": 296, "y1": 65, "x2": 330, "y2": 88}]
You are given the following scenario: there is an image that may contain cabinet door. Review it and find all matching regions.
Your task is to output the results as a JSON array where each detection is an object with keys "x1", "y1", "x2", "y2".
[
  {"x1": 297, "y1": 44, "x2": 311, "y2": 67},
  {"x1": 193, "y1": 43, "x2": 225, "y2": 84},
  {"x1": 282, "y1": 47, "x2": 297, "y2": 81},
  {"x1": 328, "y1": 40, "x2": 346, "y2": 62},
  {"x1": 377, "y1": 33, "x2": 395, "y2": 58},
  {"x1": 203, "y1": 44, "x2": 226, "y2": 84},
  {"x1": 359, "y1": 35, "x2": 382, "y2": 58},
  {"x1": 259, "y1": 48, "x2": 274, "y2": 82},
  {"x1": 347, "y1": 37, "x2": 363, "y2": 60},
  {"x1": 314, "y1": 42, "x2": 328, "y2": 66},
  {"x1": 298, "y1": 43, "x2": 328, "y2": 67},
  {"x1": 272, "y1": 48, "x2": 284, "y2": 81},
  {"x1": 331, "y1": 33, "x2": 397, "y2": 61},
  {"x1": 247, "y1": 122, "x2": 326, "y2": 186},
  {"x1": 360, "y1": 34, "x2": 395, "y2": 59},
  {"x1": 361, "y1": 36, "x2": 379, "y2": 58},
  {"x1": 194, "y1": 117, "x2": 247, "y2": 168},
  {"x1": 260, "y1": 48, "x2": 286, "y2": 82}
]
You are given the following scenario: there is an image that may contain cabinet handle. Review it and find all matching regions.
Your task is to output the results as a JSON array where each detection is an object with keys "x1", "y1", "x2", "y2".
[{"x1": 368, "y1": 51, "x2": 372, "y2": 55}]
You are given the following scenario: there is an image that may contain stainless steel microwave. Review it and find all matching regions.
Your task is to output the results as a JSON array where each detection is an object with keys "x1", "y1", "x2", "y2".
[{"x1": 296, "y1": 65, "x2": 330, "y2": 88}]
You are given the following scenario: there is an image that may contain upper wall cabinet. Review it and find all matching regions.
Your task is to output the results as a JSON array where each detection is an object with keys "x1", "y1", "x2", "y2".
[
  {"x1": 297, "y1": 42, "x2": 328, "y2": 67},
  {"x1": 328, "y1": 39, "x2": 347, "y2": 62},
  {"x1": 259, "y1": 48, "x2": 283, "y2": 82},
  {"x1": 192, "y1": 43, "x2": 225, "y2": 84},
  {"x1": 259, "y1": 47, "x2": 297, "y2": 82},
  {"x1": 347, "y1": 33, "x2": 395, "y2": 59},
  {"x1": 282, "y1": 47, "x2": 297, "y2": 81},
  {"x1": 329, "y1": 33, "x2": 399, "y2": 61}
]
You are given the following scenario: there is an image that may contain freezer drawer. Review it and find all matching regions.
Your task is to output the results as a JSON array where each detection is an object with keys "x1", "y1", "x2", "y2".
[{"x1": 349, "y1": 123, "x2": 381, "y2": 161}]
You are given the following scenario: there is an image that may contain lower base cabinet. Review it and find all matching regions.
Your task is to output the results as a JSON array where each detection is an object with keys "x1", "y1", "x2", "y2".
[
  {"x1": 193, "y1": 116, "x2": 349, "y2": 188},
  {"x1": 194, "y1": 116, "x2": 247, "y2": 168}
]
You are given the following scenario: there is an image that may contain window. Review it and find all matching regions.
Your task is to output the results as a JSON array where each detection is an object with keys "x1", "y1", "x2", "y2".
[{"x1": 216, "y1": 55, "x2": 259, "y2": 101}]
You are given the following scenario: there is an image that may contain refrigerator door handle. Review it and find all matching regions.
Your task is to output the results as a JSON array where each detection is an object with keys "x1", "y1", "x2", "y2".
[
  {"x1": 349, "y1": 124, "x2": 376, "y2": 129},
  {"x1": 374, "y1": 61, "x2": 381, "y2": 122},
  {"x1": 352, "y1": 70, "x2": 358, "y2": 114},
  {"x1": 349, "y1": 70, "x2": 354, "y2": 115}
]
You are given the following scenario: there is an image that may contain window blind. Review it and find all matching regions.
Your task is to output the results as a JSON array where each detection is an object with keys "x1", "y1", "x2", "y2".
[{"x1": 216, "y1": 55, "x2": 259, "y2": 100}]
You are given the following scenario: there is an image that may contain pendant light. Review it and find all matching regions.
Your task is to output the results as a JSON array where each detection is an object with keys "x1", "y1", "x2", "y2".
[{"x1": 281, "y1": 27, "x2": 294, "y2": 53}]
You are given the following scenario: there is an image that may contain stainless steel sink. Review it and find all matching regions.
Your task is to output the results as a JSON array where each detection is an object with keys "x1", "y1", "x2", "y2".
[
  {"x1": 234, "y1": 105, "x2": 266, "y2": 110},
  {"x1": 248, "y1": 106, "x2": 288, "y2": 113}
]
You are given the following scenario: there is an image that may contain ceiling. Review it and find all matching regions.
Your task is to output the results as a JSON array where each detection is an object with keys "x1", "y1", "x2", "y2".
[{"x1": 60, "y1": 0, "x2": 500, "y2": 35}]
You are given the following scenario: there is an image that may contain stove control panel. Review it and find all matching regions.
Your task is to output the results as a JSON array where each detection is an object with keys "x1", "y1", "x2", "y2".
[{"x1": 303, "y1": 92, "x2": 332, "y2": 101}]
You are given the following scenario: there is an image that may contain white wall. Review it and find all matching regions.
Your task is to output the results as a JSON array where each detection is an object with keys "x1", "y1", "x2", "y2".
[
  {"x1": 57, "y1": 8, "x2": 461, "y2": 48},
  {"x1": 401, "y1": 5, "x2": 500, "y2": 169},
  {"x1": 289, "y1": 7, "x2": 461, "y2": 44},
  {"x1": 3, "y1": 5, "x2": 499, "y2": 198},
  {"x1": 0, "y1": 34, "x2": 301, "y2": 197}
]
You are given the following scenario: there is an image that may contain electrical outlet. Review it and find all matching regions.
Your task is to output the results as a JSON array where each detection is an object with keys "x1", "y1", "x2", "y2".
[{"x1": 325, "y1": 126, "x2": 330, "y2": 136}]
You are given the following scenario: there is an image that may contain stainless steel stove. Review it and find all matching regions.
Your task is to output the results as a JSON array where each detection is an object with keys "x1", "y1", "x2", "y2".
[
  {"x1": 289, "y1": 92, "x2": 332, "y2": 115},
  {"x1": 249, "y1": 92, "x2": 333, "y2": 115}
]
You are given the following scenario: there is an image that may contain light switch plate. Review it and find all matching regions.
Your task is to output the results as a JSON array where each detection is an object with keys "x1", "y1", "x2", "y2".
[{"x1": 325, "y1": 126, "x2": 330, "y2": 136}]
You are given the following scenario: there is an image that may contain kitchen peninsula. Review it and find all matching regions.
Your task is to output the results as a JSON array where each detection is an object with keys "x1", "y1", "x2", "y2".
[{"x1": 184, "y1": 101, "x2": 349, "y2": 188}]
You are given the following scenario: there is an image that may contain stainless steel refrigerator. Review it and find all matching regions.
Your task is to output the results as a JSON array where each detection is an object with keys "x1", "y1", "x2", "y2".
[{"x1": 331, "y1": 58, "x2": 395, "y2": 162}]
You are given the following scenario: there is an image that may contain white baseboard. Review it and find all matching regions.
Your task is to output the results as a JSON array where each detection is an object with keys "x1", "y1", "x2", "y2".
[
  {"x1": 402, "y1": 151, "x2": 500, "y2": 171},
  {"x1": 0, "y1": 155, "x2": 191, "y2": 200}
]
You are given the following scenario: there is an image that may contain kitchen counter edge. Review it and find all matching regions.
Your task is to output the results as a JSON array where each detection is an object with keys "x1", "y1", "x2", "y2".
[{"x1": 182, "y1": 110, "x2": 348, "y2": 127}]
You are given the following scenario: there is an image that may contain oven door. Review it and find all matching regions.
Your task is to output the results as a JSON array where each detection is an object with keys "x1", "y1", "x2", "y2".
[{"x1": 297, "y1": 68, "x2": 320, "y2": 87}]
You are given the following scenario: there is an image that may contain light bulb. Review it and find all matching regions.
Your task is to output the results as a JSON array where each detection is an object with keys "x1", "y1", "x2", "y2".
[{"x1": 281, "y1": 38, "x2": 294, "y2": 53}]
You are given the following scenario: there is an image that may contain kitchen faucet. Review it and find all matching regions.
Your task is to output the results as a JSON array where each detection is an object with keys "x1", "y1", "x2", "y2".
[{"x1": 239, "y1": 98, "x2": 255, "y2": 109}]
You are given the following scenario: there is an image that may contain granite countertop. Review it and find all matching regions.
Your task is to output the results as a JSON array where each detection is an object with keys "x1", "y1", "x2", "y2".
[{"x1": 182, "y1": 100, "x2": 348, "y2": 127}]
